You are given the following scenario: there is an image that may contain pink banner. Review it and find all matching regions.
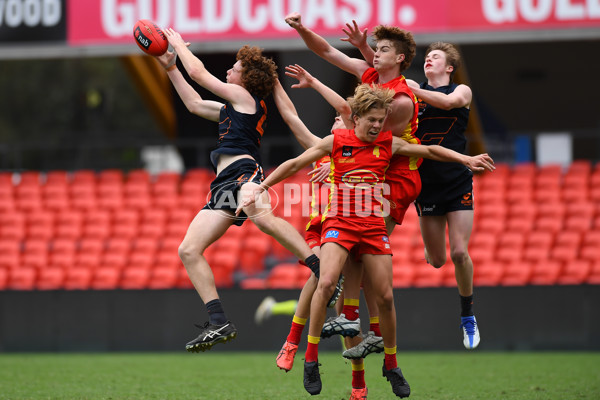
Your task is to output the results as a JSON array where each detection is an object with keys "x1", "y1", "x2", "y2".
[{"x1": 67, "y1": 0, "x2": 600, "y2": 46}]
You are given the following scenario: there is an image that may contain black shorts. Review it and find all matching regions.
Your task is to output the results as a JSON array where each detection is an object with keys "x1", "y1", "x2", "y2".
[
  {"x1": 202, "y1": 158, "x2": 264, "y2": 226},
  {"x1": 414, "y1": 190, "x2": 474, "y2": 217}
]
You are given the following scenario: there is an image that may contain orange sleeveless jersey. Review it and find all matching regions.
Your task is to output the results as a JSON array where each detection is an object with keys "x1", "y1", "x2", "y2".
[
  {"x1": 361, "y1": 68, "x2": 421, "y2": 175},
  {"x1": 323, "y1": 128, "x2": 393, "y2": 225}
]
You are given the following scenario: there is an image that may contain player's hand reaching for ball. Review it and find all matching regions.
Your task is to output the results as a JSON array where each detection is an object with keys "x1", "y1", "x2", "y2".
[{"x1": 163, "y1": 28, "x2": 190, "y2": 51}]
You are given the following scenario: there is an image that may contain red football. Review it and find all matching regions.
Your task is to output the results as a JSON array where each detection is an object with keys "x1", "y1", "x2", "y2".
[{"x1": 133, "y1": 19, "x2": 168, "y2": 56}]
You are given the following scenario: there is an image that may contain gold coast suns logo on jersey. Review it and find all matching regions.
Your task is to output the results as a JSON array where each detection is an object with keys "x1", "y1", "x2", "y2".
[{"x1": 341, "y1": 169, "x2": 379, "y2": 188}]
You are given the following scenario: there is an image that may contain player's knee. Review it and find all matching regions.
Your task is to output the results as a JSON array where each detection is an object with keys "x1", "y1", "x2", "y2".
[
  {"x1": 450, "y1": 249, "x2": 469, "y2": 267},
  {"x1": 317, "y1": 275, "x2": 337, "y2": 296},
  {"x1": 428, "y1": 254, "x2": 446, "y2": 269},
  {"x1": 178, "y1": 242, "x2": 201, "y2": 265},
  {"x1": 250, "y1": 215, "x2": 275, "y2": 235}
]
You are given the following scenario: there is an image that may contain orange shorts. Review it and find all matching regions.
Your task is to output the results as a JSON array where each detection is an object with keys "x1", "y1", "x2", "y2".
[
  {"x1": 321, "y1": 218, "x2": 392, "y2": 256},
  {"x1": 384, "y1": 168, "x2": 421, "y2": 225}
]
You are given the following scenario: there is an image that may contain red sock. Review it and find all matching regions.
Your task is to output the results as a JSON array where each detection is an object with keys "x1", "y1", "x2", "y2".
[
  {"x1": 352, "y1": 363, "x2": 365, "y2": 388},
  {"x1": 384, "y1": 350, "x2": 398, "y2": 370},
  {"x1": 342, "y1": 298, "x2": 360, "y2": 321},
  {"x1": 369, "y1": 317, "x2": 381, "y2": 336},
  {"x1": 305, "y1": 335, "x2": 320, "y2": 362},
  {"x1": 287, "y1": 317, "x2": 306, "y2": 345}
]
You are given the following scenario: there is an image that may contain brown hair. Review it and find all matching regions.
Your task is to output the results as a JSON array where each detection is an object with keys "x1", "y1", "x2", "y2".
[
  {"x1": 426, "y1": 42, "x2": 461, "y2": 80},
  {"x1": 236, "y1": 45, "x2": 278, "y2": 98},
  {"x1": 372, "y1": 25, "x2": 416, "y2": 72},
  {"x1": 347, "y1": 84, "x2": 395, "y2": 119}
]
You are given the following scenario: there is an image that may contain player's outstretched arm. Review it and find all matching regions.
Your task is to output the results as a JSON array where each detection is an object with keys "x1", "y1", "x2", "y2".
[
  {"x1": 393, "y1": 138, "x2": 495, "y2": 172},
  {"x1": 273, "y1": 79, "x2": 321, "y2": 150},
  {"x1": 155, "y1": 50, "x2": 222, "y2": 121},
  {"x1": 411, "y1": 84, "x2": 472, "y2": 110},
  {"x1": 285, "y1": 12, "x2": 369, "y2": 78},
  {"x1": 164, "y1": 28, "x2": 251, "y2": 108},
  {"x1": 341, "y1": 20, "x2": 375, "y2": 66},
  {"x1": 285, "y1": 64, "x2": 352, "y2": 127}
]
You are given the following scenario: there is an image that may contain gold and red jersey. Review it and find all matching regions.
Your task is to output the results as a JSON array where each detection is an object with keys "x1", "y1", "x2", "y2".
[
  {"x1": 361, "y1": 68, "x2": 421, "y2": 176},
  {"x1": 322, "y1": 128, "x2": 393, "y2": 226}
]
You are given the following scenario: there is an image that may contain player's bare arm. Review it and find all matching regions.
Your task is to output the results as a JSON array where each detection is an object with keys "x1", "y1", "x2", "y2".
[
  {"x1": 393, "y1": 138, "x2": 495, "y2": 172},
  {"x1": 385, "y1": 93, "x2": 414, "y2": 136},
  {"x1": 155, "y1": 49, "x2": 222, "y2": 121},
  {"x1": 273, "y1": 79, "x2": 321, "y2": 150},
  {"x1": 284, "y1": 12, "x2": 370, "y2": 78},
  {"x1": 163, "y1": 28, "x2": 254, "y2": 112},
  {"x1": 285, "y1": 64, "x2": 352, "y2": 127},
  {"x1": 411, "y1": 84, "x2": 472, "y2": 110}
]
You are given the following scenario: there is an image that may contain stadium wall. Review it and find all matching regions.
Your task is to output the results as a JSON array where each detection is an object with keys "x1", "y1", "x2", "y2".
[{"x1": 1, "y1": 286, "x2": 598, "y2": 352}]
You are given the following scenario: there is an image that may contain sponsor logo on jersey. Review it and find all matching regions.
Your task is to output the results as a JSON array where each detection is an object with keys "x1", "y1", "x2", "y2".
[
  {"x1": 341, "y1": 169, "x2": 379, "y2": 188},
  {"x1": 324, "y1": 230, "x2": 340, "y2": 239},
  {"x1": 342, "y1": 146, "x2": 353, "y2": 157},
  {"x1": 382, "y1": 236, "x2": 389, "y2": 242}
]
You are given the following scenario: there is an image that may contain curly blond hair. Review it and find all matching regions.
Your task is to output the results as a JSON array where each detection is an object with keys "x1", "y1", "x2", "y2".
[{"x1": 236, "y1": 45, "x2": 278, "y2": 98}]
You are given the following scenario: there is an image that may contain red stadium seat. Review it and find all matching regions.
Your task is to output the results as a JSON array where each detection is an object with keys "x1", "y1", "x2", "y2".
[
  {"x1": 529, "y1": 260, "x2": 562, "y2": 285},
  {"x1": 78, "y1": 238, "x2": 104, "y2": 255},
  {"x1": 474, "y1": 261, "x2": 503, "y2": 286},
  {"x1": 0, "y1": 267, "x2": 8, "y2": 290},
  {"x1": 128, "y1": 251, "x2": 155, "y2": 268},
  {"x1": 239, "y1": 277, "x2": 268, "y2": 289},
  {"x1": 550, "y1": 246, "x2": 578, "y2": 264},
  {"x1": 526, "y1": 230, "x2": 554, "y2": 249},
  {"x1": 586, "y1": 261, "x2": 600, "y2": 284},
  {"x1": 392, "y1": 261, "x2": 416, "y2": 288},
  {"x1": 119, "y1": 266, "x2": 150, "y2": 289},
  {"x1": 90, "y1": 266, "x2": 121, "y2": 290},
  {"x1": 8, "y1": 266, "x2": 37, "y2": 290},
  {"x1": 105, "y1": 237, "x2": 131, "y2": 255},
  {"x1": 500, "y1": 261, "x2": 532, "y2": 286},
  {"x1": 147, "y1": 266, "x2": 179, "y2": 289},
  {"x1": 98, "y1": 169, "x2": 124, "y2": 184},
  {"x1": 579, "y1": 245, "x2": 600, "y2": 263},
  {"x1": 75, "y1": 252, "x2": 101, "y2": 268},
  {"x1": 498, "y1": 231, "x2": 525, "y2": 250},
  {"x1": 37, "y1": 267, "x2": 65, "y2": 290},
  {"x1": 126, "y1": 169, "x2": 151, "y2": 184},
  {"x1": 412, "y1": 263, "x2": 444, "y2": 288},
  {"x1": 45, "y1": 170, "x2": 69, "y2": 186},
  {"x1": 267, "y1": 263, "x2": 302, "y2": 289},
  {"x1": 71, "y1": 170, "x2": 97, "y2": 185},
  {"x1": 101, "y1": 252, "x2": 128, "y2": 268},
  {"x1": 534, "y1": 217, "x2": 563, "y2": 233},
  {"x1": 63, "y1": 267, "x2": 93, "y2": 290},
  {"x1": 557, "y1": 260, "x2": 591, "y2": 285}
]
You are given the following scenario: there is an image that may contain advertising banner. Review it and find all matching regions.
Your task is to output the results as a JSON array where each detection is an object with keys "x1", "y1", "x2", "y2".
[
  {"x1": 67, "y1": 0, "x2": 600, "y2": 45},
  {"x1": 1, "y1": 0, "x2": 599, "y2": 46}
]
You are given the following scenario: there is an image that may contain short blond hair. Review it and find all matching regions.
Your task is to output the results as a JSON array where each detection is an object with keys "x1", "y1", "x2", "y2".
[{"x1": 347, "y1": 84, "x2": 395, "y2": 119}]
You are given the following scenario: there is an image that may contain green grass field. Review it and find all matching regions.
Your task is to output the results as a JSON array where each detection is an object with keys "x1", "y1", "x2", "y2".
[{"x1": 1, "y1": 351, "x2": 598, "y2": 399}]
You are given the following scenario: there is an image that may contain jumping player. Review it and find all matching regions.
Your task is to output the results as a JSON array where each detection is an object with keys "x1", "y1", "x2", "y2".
[{"x1": 238, "y1": 84, "x2": 494, "y2": 397}]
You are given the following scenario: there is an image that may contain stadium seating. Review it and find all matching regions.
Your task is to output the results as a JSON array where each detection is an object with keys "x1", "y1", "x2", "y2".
[{"x1": 0, "y1": 162, "x2": 598, "y2": 291}]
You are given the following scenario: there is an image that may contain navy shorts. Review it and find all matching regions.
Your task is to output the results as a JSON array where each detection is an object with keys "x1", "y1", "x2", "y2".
[
  {"x1": 202, "y1": 158, "x2": 264, "y2": 226},
  {"x1": 415, "y1": 190, "x2": 474, "y2": 217}
]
